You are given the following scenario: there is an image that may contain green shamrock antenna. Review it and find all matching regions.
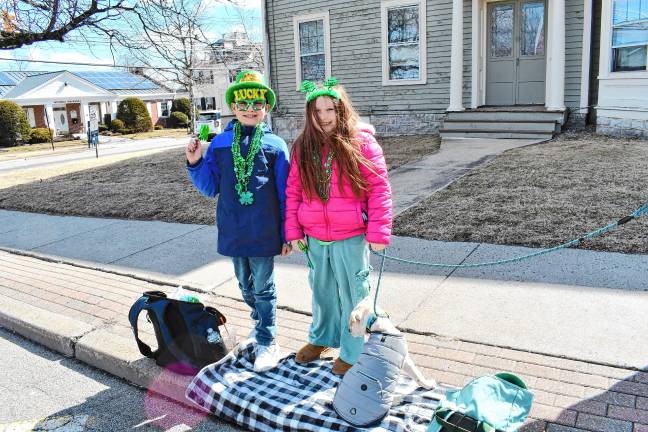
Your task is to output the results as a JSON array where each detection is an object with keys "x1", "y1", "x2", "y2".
[
  {"x1": 198, "y1": 124, "x2": 210, "y2": 142},
  {"x1": 300, "y1": 77, "x2": 341, "y2": 103}
]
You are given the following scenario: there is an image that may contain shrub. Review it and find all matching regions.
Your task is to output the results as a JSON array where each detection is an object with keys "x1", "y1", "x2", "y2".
[
  {"x1": 111, "y1": 118, "x2": 125, "y2": 132},
  {"x1": 29, "y1": 128, "x2": 53, "y2": 143},
  {"x1": 168, "y1": 111, "x2": 189, "y2": 128},
  {"x1": 117, "y1": 97, "x2": 152, "y2": 132},
  {"x1": 154, "y1": 124, "x2": 163, "y2": 130},
  {"x1": 0, "y1": 101, "x2": 31, "y2": 147},
  {"x1": 171, "y1": 98, "x2": 191, "y2": 117},
  {"x1": 98, "y1": 123, "x2": 108, "y2": 132}
]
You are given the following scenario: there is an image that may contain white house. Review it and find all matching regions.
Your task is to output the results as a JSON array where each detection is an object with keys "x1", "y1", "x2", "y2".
[{"x1": 0, "y1": 70, "x2": 176, "y2": 136}]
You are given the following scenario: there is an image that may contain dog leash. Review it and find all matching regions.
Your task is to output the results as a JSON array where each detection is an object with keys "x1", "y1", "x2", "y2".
[
  {"x1": 373, "y1": 248, "x2": 388, "y2": 318},
  {"x1": 372, "y1": 199, "x2": 648, "y2": 269},
  {"x1": 370, "y1": 199, "x2": 648, "y2": 315}
]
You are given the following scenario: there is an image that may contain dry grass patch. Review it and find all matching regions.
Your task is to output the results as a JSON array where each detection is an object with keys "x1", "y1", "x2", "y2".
[
  {"x1": 0, "y1": 147, "x2": 216, "y2": 224},
  {"x1": 0, "y1": 134, "x2": 438, "y2": 225},
  {"x1": 379, "y1": 135, "x2": 440, "y2": 170},
  {"x1": 0, "y1": 148, "x2": 176, "y2": 189},
  {"x1": 394, "y1": 130, "x2": 648, "y2": 254}
]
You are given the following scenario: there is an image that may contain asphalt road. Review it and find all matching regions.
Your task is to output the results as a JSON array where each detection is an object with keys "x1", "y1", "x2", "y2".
[
  {"x1": 0, "y1": 328, "x2": 242, "y2": 432},
  {"x1": 0, "y1": 137, "x2": 187, "y2": 173}
]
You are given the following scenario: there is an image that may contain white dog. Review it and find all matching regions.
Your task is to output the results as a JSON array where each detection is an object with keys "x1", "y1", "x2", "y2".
[{"x1": 348, "y1": 297, "x2": 437, "y2": 390}]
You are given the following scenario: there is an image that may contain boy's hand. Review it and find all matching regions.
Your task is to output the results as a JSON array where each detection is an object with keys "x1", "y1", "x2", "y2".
[
  {"x1": 291, "y1": 239, "x2": 305, "y2": 251},
  {"x1": 186, "y1": 137, "x2": 202, "y2": 165},
  {"x1": 281, "y1": 243, "x2": 292, "y2": 256},
  {"x1": 369, "y1": 243, "x2": 386, "y2": 251}
]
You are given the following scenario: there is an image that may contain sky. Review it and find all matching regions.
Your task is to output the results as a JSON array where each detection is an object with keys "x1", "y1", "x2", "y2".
[{"x1": 0, "y1": 0, "x2": 262, "y2": 73}]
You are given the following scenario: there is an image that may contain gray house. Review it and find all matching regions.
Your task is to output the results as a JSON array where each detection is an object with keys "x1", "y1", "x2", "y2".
[{"x1": 262, "y1": 0, "x2": 648, "y2": 140}]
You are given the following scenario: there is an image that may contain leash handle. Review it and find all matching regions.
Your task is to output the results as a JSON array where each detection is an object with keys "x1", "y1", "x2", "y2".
[{"x1": 297, "y1": 240, "x2": 315, "y2": 269}]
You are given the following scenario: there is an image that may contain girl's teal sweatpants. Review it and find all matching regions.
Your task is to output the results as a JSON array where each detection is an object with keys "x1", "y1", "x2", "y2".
[{"x1": 306, "y1": 234, "x2": 372, "y2": 364}]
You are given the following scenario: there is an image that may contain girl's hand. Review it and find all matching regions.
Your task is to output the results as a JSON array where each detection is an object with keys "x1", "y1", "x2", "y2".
[
  {"x1": 281, "y1": 243, "x2": 293, "y2": 256},
  {"x1": 291, "y1": 239, "x2": 305, "y2": 251},
  {"x1": 369, "y1": 243, "x2": 386, "y2": 251},
  {"x1": 186, "y1": 137, "x2": 202, "y2": 165}
]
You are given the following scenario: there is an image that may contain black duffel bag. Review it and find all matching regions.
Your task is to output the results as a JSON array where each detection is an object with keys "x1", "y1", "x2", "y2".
[{"x1": 128, "y1": 290, "x2": 229, "y2": 375}]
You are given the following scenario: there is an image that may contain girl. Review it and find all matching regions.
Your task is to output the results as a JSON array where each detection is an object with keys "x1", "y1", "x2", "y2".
[{"x1": 285, "y1": 78, "x2": 392, "y2": 375}]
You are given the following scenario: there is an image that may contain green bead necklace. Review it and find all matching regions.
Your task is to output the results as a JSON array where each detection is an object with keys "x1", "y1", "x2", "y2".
[
  {"x1": 315, "y1": 150, "x2": 334, "y2": 201},
  {"x1": 231, "y1": 122, "x2": 264, "y2": 205}
]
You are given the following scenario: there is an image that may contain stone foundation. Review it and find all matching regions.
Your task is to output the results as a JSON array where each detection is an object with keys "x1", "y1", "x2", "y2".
[
  {"x1": 563, "y1": 112, "x2": 588, "y2": 130},
  {"x1": 596, "y1": 116, "x2": 648, "y2": 139},
  {"x1": 270, "y1": 112, "x2": 443, "y2": 142}
]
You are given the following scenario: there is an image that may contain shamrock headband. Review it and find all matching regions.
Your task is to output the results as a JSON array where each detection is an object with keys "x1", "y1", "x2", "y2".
[{"x1": 300, "y1": 77, "x2": 341, "y2": 103}]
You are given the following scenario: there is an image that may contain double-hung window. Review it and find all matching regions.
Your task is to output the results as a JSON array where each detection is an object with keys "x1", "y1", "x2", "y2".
[
  {"x1": 381, "y1": 0, "x2": 427, "y2": 85},
  {"x1": 294, "y1": 12, "x2": 331, "y2": 88},
  {"x1": 611, "y1": 0, "x2": 648, "y2": 71}
]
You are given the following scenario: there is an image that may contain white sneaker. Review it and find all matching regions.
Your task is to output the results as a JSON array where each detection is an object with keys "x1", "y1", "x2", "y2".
[{"x1": 254, "y1": 343, "x2": 281, "y2": 372}]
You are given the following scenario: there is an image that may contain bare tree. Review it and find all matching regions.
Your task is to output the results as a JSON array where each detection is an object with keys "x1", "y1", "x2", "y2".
[
  {"x1": 117, "y1": 0, "x2": 217, "y2": 130},
  {"x1": 0, "y1": 0, "x2": 134, "y2": 50}
]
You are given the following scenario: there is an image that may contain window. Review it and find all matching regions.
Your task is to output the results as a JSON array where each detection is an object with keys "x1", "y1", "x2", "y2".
[
  {"x1": 381, "y1": 0, "x2": 427, "y2": 85},
  {"x1": 160, "y1": 102, "x2": 169, "y2": 117},
  {"x1": 611, "y1": 0, "x2": 648, "y2": 71},
  {"x1": 293, "y1": 12, "x2": 331, "y2": 88}
]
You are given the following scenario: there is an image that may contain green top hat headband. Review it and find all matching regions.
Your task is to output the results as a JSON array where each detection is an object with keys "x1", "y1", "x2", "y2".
[
  {"x1": 300, "y1": 77, "x2": 341, "y2": 103},
  {"x1": 226, "y1": 70, "x2": 276, "y2": 110}
]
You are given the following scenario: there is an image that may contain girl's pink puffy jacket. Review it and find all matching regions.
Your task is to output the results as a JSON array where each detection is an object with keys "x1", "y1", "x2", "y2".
[{"x1": 285, "y1": 124, "x2": 392, "y2": 245}]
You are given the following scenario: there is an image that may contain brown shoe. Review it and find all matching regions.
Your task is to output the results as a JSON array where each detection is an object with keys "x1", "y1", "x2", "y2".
[
  {"x1": 295, "y1": 344, "x2": 332, "y2": 364},
  {"x1": 332, "y1": 358, "x2": 353, "y2": 376}
]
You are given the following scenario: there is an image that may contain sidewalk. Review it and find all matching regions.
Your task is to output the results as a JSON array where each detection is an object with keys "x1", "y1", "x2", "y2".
[
  {"x1": 1, "y1": 209, "x2": 647, "y2": 369},
  {"x1": 1, "y1": 249, "x2": 647, "y2": 432}
]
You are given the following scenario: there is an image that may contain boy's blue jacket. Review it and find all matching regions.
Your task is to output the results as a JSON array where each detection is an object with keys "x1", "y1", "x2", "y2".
[{"x1": 187, "y1": 120, "x2": 289, "y2": 257}]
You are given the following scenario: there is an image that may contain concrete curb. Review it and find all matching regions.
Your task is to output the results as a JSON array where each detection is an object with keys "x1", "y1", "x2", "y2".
[
  {"x1": 0, "y1": 296, "x2": 92, "y2": 357},
  {"x1": 0, "y1": 296, "x2": 193, "y2": 409}
]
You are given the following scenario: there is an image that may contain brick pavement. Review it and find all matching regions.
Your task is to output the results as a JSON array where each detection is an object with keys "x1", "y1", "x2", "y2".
[{"x1": 0, "y1": 249, "x2": 646, "y2": 432}]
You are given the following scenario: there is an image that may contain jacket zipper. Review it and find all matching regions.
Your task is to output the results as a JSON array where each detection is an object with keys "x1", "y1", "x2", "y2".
[{"x1": 324, "y1": 200, "x2": 331, "y2": 240}]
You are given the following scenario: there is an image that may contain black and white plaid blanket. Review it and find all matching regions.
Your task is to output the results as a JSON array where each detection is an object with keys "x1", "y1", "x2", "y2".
[{"x1": 185, "y1": 341, "x2": 443, "y2": 431}]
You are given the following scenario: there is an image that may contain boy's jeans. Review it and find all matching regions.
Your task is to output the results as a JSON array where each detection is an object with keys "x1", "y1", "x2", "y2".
[{"x1": 231, "y1": 256, "x2": 277, "y2": 347}]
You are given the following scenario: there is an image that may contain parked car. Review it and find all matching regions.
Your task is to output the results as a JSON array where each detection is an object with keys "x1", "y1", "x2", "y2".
[{"x1": 195, "y1": 110, "x2": 222, "y2": 136}]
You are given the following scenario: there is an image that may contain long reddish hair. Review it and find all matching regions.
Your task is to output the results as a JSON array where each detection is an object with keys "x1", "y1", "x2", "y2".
[{"x1": 292, "y1": 86, "x2": 370, "y2": 201}]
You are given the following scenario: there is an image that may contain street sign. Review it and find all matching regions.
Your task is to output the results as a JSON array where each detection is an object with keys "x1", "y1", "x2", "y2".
[
  {"x1": 87, "y1": 105, "x2": 99, "y2": 156},
  {"x1": 88, "y1": 105, "x2": 99, "y2": 133}
]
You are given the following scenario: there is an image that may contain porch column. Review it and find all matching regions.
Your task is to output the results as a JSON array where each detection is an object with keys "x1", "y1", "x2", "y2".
[
  {"x1": 44, "y1": 104, "x2": 56, "y2": 136},
  {"x1": 111, "y1": 101, "x2": 118, "y2": 120},
  {"x1": 546, "y1": 0, "x2": 566, "y2": 110},
  {"x1": 80, "y1": 102, "x2": 89, "y2": 134},
  {"x1": 448, "y1": 0, "x2": 465, "y2": 111}
]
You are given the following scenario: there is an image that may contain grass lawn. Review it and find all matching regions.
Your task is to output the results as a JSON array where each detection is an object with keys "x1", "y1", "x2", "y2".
[
  {"x1": 124, "y1": 128, "x2": 189, "y2": 140},
  {"x1": 394, "y1": 129, "x2": 648, "y2": 254},
  {"x1": 0, "y1": 140, "x2": 86, "y2": 156},
  {"x1": 0, "y1": 135, "x2": 439, "y2": 226},
  {"x1": 0, "y1": 129, "x2": 188, "y2": 158}
]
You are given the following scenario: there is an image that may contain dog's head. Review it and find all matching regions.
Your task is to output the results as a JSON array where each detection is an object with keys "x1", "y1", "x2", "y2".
[
  {"x1": 348, "y1": 297, "x2": 375, "y2": 337},
  {"x1": 348, "y1": 297, "x2": 396, "y2": 337}
]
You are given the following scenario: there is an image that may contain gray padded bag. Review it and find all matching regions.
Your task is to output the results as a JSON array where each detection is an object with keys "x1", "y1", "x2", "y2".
[{"x1": 332, "y1": 332, "x2": 407, "y2": 427}]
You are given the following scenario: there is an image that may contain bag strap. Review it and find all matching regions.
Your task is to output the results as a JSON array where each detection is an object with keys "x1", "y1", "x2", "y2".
[
  {"x1": 433, "y1": 408, "x2": 499, "y2": 432},
  {"x1": 206, "y1": 306, "x2": 227, "y2": 325},
  {"x1": 128, "y1": 291, "x2": 167, "y2": 359}
]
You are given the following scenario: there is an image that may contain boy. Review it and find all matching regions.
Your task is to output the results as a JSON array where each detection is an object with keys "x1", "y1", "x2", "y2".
[{"x1": 185, "y1": 70, "x2": 290, "y2": 372}]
